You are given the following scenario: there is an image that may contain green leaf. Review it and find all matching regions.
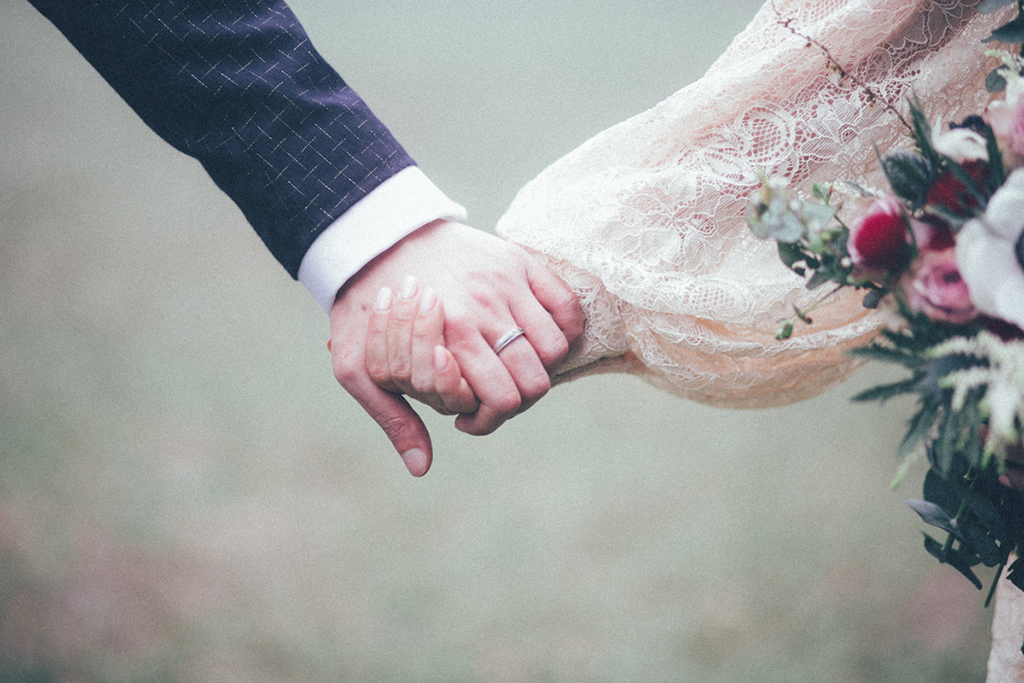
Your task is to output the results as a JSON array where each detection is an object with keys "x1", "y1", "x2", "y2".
[
  {"x1": 862, "y1": 290, "x2": 884, "y2": 309},
  {"x1": 848, "y1": 344, "x2": 922, "y2": 367},
  {"x1": 932, "y1": 407, "x2": 958, "y2": 474},
  {"x1": 986, "y1": 67, "x2": 1008, "y2": 93},
  {"x1": 898, "y1": 400, "x2": 941, "y2": 458},
  {"x1": 960, "y1": 522, "x2": 1002, "y2": 567},
  {"x1": 984, "y1": 124, "x2": 1007, "y2": 189},
  {"x1": 923, "y1": 469, "x2": 964, "y2": 517},
  {"x1": 984, "y1": 14, "x2": 1024, "y2": 43},
  {"x1": 962, "y1": 490, "x2": 1010, "y2": 543},
  {"x1": 908, "y1": 98, "x2": 941, "y2": 167},
  {"x1": 853, "y1": 377, "x2": 921, "y2": 403},
  {"x1": 805, "y1": 269, "x2": 832, "y2": 290},
  {"x1": 777, "y1": 241, "x2": 805, "y2": 270},
  {"x1": 923, "y1": 534, "x2": 984, "y2": 589},
  {"x1": 881, "y1": 152, "x2": 933, "y2": 206}
]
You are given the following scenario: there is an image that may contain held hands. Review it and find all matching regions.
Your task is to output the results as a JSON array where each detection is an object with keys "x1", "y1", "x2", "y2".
[{"x1": 329, "y1": 220, "x2": 583, "y2": 477}]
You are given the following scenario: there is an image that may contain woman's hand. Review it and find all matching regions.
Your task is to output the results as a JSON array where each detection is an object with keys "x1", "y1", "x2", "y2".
[
  {"x1": 365, "y1": 277, "x2": 479, "y2": 416},
  {"x1": 330, "y1": 220, "x2": 583, "y2": 476}
]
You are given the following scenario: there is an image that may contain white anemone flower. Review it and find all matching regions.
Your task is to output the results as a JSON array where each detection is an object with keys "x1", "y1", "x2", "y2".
[
  {"x1": 931, "y1": 122, "x2": 988, "y2": 163},
  {"x1": 956, "y1": 168, "x2": 1024, "y2": 329}
]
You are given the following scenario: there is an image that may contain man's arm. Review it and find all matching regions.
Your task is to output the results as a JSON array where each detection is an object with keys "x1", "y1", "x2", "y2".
[
  {"x1": 27, "y1": 0, "x2": 412, "y2": 275},
  {"x1": 27, "y1": 0, "x2": 583, "y2": 474}
]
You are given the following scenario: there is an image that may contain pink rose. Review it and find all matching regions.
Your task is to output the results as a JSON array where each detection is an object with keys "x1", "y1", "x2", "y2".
[
  {"x1": 848, "y1": 196, "x2": 910, "y2": 276},
  {"x1": 903, "y1": 248, "x2": 978, "y2": 324}
]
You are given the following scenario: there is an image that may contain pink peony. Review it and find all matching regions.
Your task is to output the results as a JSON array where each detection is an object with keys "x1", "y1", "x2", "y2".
[
  {"x1": 847, "y1": 195, "x2": 910, "y2": 276},
  {"x1": 903, "y1": 248, "x2": 977, "y2": 324}
]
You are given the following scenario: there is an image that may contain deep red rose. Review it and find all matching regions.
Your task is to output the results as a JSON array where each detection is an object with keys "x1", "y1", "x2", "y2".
[
  {"x1": 909, "y1": 215, "x2": 955, "y2": 252},
  {"x1": 925, "y1": 160, "x2": 989, "y2": 216},
  {"x1": 848, "y1": 196, "x2": 910, "y2": 274}
]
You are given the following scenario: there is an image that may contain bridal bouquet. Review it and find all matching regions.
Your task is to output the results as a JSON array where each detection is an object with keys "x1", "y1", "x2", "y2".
[{"x1": 746, "y1": 40, "x2": 1024, "y2": 647}]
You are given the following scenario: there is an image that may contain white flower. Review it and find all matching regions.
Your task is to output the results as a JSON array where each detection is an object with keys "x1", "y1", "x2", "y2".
[
  {"x1": 956, "y1": 168, "x2": 1024, "y2": 328},
  {"x1": 931, "y1": 122, "x2": 988, "y2": 163},
  {"x1": 933, "y1": 332, "x2": 1024, "y2": 453}
]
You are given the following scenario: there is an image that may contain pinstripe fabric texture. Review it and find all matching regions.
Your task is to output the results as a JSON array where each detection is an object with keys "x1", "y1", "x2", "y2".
[{"x1": 28, "y1": 0, "x2": 415, "y2": 277}]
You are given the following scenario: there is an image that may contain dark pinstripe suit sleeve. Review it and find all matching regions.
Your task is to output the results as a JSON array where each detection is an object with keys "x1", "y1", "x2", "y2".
[{"x1": 28, "y1": 0, "x2": 416, "y2": 278}]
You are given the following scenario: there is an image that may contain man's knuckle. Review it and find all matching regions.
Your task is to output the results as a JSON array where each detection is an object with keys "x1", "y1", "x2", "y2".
[
  {"x1": 365, "y1": 358, "x2": 390, "y2": 382},
  {"x1": 537, "y1": 336, "x2": 569, "y2": 366},
  {"x1": 521, "y1": 373, "x2": 551, "y2": 402},
  {"x1": 490, "y1": 391, "x2": 522, "y2": 416}
]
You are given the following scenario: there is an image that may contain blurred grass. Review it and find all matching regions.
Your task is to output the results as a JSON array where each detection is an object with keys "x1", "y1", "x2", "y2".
[{"x1": 0, "y1": 0, "x2": 997, "y2": 681}]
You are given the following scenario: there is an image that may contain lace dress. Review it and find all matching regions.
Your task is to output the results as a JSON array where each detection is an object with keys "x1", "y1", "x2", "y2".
[{"x1": 495, "y1": 1, "x2": 1022, "y2": 679}]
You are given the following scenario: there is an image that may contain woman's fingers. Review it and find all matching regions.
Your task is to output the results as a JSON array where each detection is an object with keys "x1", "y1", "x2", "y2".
[
  {"x1": 412, "y1": 287, "x2": 478, "y2": 413},
  {"x1": 365, "y1": 286, "x2": 398, "y2": 392},
  {"x1": 386, "y1": 275, "x2": 422, "y2": 388},
  {"x1": 525, "y1": 256, "x2": 585, "y2": 361},
  {"x1": 433, "y1": 346, "x2": 479, "y2": 414},
  {"x1": 367, "y1": 277, "x2": 479, "y2": 416}
]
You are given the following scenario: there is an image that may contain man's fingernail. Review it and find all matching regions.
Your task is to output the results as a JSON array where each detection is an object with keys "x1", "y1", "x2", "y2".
[
  {"x1": 420, "y1": 288, "x2": 437, "y2": 313},
  {"x1": 401, "y1": 448, "x2": 427, "y2": 476},
  {"x1": 375, "y1": 287, "x2": 392, "y2": 312},
  {"x1": 399, "y1": 275, "x2": 418, "y2": 300}
]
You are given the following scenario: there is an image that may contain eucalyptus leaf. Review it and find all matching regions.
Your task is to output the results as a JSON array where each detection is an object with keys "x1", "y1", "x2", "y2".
[
  {"x1": 986, "y1": 67, "x2": 1008, "y2": 93},
  {"x1": 906, "y1": 499, "x2": 962, "y2": 540},
  {"x1": 862, "y1": 289, "x2": 884, "y2": 309}
]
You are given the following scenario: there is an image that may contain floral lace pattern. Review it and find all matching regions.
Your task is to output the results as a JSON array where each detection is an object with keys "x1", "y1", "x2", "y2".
[{"x1": 497, "y1": 0, "x2": 1008, "y2": 408}]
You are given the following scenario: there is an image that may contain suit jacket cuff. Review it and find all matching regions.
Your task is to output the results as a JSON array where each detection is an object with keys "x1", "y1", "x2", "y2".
[{"x1": 298, "y1": 167, "x2": 468, "y2": 313}]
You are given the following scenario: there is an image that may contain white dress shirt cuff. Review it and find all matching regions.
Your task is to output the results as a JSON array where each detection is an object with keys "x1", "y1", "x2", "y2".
[{"x1": 298, "y1": 166, "x2": 468, "y2": 314}]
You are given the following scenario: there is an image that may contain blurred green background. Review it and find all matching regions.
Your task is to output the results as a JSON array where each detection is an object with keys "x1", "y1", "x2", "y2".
[{"x1": 0, "y1": 1, "x2": 1000, "y2": 681}]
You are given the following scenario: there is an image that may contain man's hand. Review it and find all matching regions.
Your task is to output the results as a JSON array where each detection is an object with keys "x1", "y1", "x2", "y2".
[{"x1": 329, "y1": 220, "x2": 583, "y2": 476}]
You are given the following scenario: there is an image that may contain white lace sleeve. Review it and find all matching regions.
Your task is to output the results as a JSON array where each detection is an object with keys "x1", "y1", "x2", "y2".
[{"x1": 497, "y1": 0, "x2": 1008, "y2": 408}]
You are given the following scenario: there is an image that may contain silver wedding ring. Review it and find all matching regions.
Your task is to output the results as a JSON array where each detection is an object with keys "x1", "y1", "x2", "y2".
[{"x1": 492, "y1": 326, "x2": 525, "y2": 354}]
